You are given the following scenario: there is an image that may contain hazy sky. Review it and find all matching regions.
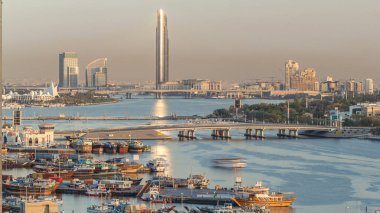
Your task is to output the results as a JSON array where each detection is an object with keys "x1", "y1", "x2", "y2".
[{"x1": 4, "y1": 0, "x2": 380, "y2": 85}]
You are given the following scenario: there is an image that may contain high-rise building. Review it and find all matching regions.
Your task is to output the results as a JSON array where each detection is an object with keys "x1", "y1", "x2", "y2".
[
  {"x1": 86, "y1": 58, "x2": 108, "y2": 87},
  {"x1": 345, "y1": 79, "x2": 364, "y2": 97},
  {"x1": 364, "y1": 78, "x2": 374, "y2": 95},
  {"x1": 156, "y1": 9, "x2": 169, "y2": 89},
  {"x1": 285, "y1": 60, "x2": 299, "y2": 90},
  {"x1": 290, "y1": 68, "x2": 319, "y2": 91},
  {"x1": 59, "y1": 52, "x2": 79, "y2": 88}
]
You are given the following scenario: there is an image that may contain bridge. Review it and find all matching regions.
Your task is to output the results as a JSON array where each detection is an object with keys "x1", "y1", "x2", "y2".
[
  {"x1": 94, "y1": 88, "x2": 323, "y2": 99},
  {"x1": 57, "y1": 121, "x2": 332, "y2": 140}
]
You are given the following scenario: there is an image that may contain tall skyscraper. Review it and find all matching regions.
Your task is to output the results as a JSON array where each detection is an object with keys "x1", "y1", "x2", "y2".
[
  {"x1": 364, "y1": 78, "x2": 374, "y2": 95},
  {"x1": 59, "y1": 52, "x2": 79, "y2": 88},
  {"x1": 285, "y1": 60, "x2": 299, "y2": 90},
  {"x1": 86, "y1": 58, "x2": 108, "y2": 87},
  {"x1": 156, "y1": 9, "x2": 169, "y2": 89}
]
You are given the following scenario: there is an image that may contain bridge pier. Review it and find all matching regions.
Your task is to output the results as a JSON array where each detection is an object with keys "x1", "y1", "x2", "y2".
[
  {"x1": 277, "y1": 129, "x2": 287, "y2": 137},
  {"x1": 178, "y1": 130, "x2": 196, "y2": 140},
  {"x1": 247, "y1": 129, "x2": 265, "y2": 139},
  {"x1": 277, "y1": 129, "x2": 299, "y2": 138},
  {"x1": 288, "y1": 129, "x2": 298, "y2": 138},
  {"x1": 125, "y1": 93, "x2": 132, "y2": 99},
  {"x1": 211, "y1": 129, "x2": 231, "y2": 140},
  {"x1": 244, "y1": 129, "x2": 253, "y2": 139}
]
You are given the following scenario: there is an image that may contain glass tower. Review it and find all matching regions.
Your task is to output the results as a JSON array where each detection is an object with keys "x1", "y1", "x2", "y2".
[
  {"x1": 156, "y1": 9, "x2": 169, "y2": 89},
  {"x1": 59, "y1": 52, "x2": 79, "y2": 88},
  {"x1": 86, "y1": 58, "x2": 108, "y2": 87}
]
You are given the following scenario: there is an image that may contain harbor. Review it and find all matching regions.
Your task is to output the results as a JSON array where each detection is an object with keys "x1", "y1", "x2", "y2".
[{"x1": 2, "y1": 98, "x2": 380, "y2": 213}]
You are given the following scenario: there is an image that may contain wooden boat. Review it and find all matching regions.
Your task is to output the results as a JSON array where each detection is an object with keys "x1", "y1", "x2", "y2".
[
  {"x1": 73, "y1": 164, "x2": 95, "y2": 178},
  {"x1": 187, "y1": 174, "x2": 209, "y2": 189},
  {"x1": 128, "y1": 140, "x2": 144, "y2": 153},
  {"x1": 232, "y1": 193, "x2": 296, "y2": 207},
  {"x1": 94, "y1": 163, "x2": 109, "y2": 173},
  {"x1": 92, "y1": 142, "x2": 104, "y2": 154},
  {"x1": 33, "y1": 165, "x2": 57, "y2": 173},
  {"x1": 117, "y1": 143, "x2": 129, "y2": 154},
  {"x1": 31, "y1": 171, "x2": 74, "y2": 180},
  {"x1": 99, "y1": 179, "x2": 133, "y2": 191},
  {"x1": 3, "y1": 178, "x2": 60, "y2": 196},
  {"x1": 1, "y1": 144, "x2": 8, "y2": 154},
  {"x1": 109, "y1": 174, "x2": 143, "y2": 186},
  {"x1": 85, "y1": 184, "x2": 111, "y2": 196},
  {"x1": 119, "y1": 162, "x2": 144, "y2": 173},
  {"x1": 73, "y1": 139, "x2": 92, "y2": 153},
  {"x1": 232, "y1": 181, "x2": 296, "y2": 207},
  {"x1": 104, "y1": 142, "x2": 118, "y2": 154}
]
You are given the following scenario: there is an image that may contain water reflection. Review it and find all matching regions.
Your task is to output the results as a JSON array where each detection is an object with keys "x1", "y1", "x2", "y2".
[
  {"x1": 150, "y1": 143, "x2": 172, "y2": 175},
  {"x1": 152, "y1": 99, "x2": 168, "y2": 117}
]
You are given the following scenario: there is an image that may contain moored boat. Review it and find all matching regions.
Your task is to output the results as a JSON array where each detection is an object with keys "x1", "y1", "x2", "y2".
[
  {"x1": 73, "y1": 139, "x2": 93, "y2": 153},
  {"x1": 117, "y1": 142, "x2": 129, "y2": 154},
  {"x1": 73, "y1": 164, "x2": 95, "y2": 178},
  {"x1": 232, "y1": 181, "x2": 296, "y2": 207},
  {"x1": 85, "y1": 184, "x2": 111, "y2": 196},
  {"x1": 92, "y1": 142, "x2": 104, "y2": 154},
  {"x1": 87, "y1": 199, "x2": 128, "y2": 213},
  {"x1": 128, "y1": 140, "x2": 144, "y2": 153},
  {"x1": 99, "y1": 179, "x2": 133, "y2": 191},
  {"x1": 3, "y1": 177, "x2": 60, "y2": 196},
  {"x1": 188, "y1": 174, "x2": 209, "y2": 189},
  {"x1": 119, "y1": 160, "x2": 144, "y2": 173},
  {"x1": 141, "y1": 185, "x2": 160, "y2": 201},
  {"x1": 104, "y1": 142, "x2": 118, "y2": 154},
  {"x1": 146, "y1": 157, "x2": 168, "y2": 172}
]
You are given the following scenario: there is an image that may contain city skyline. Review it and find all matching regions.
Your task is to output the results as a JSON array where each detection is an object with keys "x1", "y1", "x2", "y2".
[{"x1": 3, "y1": 0, "x2": 380, "y2": 85}]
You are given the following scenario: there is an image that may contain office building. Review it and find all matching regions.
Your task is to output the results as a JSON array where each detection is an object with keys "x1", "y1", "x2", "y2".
[
  {"x1": 156, "y1": 9, "x2": 169, "y2": 89},
  {"x1": 59, "y1": 52, "x2": 79, "y2": 88},
  {"x1": 364, "y1": 78, "x2": 374, "y2": 95},
  {"x1": 86, "y1": 58, "x2": 108, "y2": 87},
  {"x1": 285, "y1": 60, "x2": 299, "y2": 90},
  {"x1": 320, "y1": 76, "x2": 339, "y2": 93},
  {"x1": 345, "y1": 79, "x2": 364, "y2": 96},
  {"x1": 290, "y1": 68, "x2": 319, "y2": 91}
]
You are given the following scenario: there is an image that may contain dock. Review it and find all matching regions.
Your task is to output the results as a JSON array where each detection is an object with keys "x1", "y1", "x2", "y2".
[
  {"x1": 7, "y1": 147, "x2": 76, "y2": 154},
  {"x1": 56, "y1": 183, "x2": 142, "y2": 196},
  {"x1": 159, "y1": 188, "x2": 236, "y2": 205}
]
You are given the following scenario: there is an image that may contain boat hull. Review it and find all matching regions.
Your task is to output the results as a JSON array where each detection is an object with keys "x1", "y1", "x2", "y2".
[
  {"x1": 4, "y1": 184, "x2": 59, "y2": 196},
  {"x1": 232, "y1": 197, "x2": 296, "y2": 207}
]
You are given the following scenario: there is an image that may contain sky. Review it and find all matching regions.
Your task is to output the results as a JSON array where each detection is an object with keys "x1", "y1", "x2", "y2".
[{"x1": 3, "y1": 0, "x2": 380, "y2": 85}]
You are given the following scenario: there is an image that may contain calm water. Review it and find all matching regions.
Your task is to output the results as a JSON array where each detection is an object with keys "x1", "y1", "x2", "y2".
[{"x1": 3, "y1": 97, "x2": 380, "y2": 213}]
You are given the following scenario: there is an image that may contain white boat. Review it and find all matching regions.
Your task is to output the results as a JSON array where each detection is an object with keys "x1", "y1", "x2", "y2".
[
  {"x1": 146, "y1": 158, "x2": 168, "y2": 172},
  {"x1": 86, "y1": 184, "x2": 111, "y2": 196},
  {"x1": 188, "y1": 174, "x2": 209, "y2": 189},
  {"x1": 212, "y1": 157, "x2": 247, "y2": 168},
  {"x1": 141, "y1": 186, "x2": 160, "y2": 201}
]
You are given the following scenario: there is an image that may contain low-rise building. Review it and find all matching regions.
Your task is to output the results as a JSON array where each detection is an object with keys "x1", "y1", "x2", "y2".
[
  {"x1": 2, "y1": 124, "x2": 55, "y2": 147},
  {"x1": 347, "y1": 103, "x2": 380, "y2": 117}
]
